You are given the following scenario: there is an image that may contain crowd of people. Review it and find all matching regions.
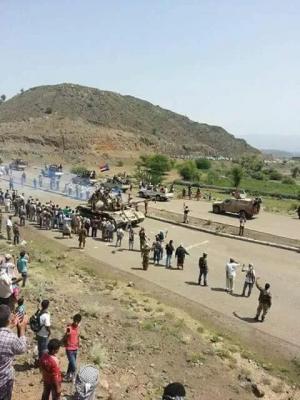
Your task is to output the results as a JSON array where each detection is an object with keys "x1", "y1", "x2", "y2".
[{"x1": 0, "y1": 178, "x2": 274, "y2": 400}]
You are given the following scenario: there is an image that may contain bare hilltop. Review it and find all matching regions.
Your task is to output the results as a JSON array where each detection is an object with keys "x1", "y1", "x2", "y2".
[{"x1": 0, "y1": 83, "x2": 258, "y2": 163}]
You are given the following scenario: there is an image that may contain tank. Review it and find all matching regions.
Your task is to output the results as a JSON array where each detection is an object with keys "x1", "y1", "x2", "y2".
[{"x1": 76, "y1": 188, "x2": 145, "y2": 228}]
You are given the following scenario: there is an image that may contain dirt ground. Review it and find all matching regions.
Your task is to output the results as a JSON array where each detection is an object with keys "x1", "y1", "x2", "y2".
[{"x1": 1, "y1": 228, "x2": 299, "y2": 400}]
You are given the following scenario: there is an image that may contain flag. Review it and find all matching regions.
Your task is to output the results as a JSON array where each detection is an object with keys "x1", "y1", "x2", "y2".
[{"x1": 99, "y1": 163, "x2": 109, "y2": 172}]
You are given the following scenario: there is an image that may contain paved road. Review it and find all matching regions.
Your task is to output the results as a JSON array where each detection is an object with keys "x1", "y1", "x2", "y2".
[
  {"x1": 150, "y1": 199, "x2": 300, "y2": 240},
  {"x1": 2, "y1": 174, "x2": 300, "y2": 350}
]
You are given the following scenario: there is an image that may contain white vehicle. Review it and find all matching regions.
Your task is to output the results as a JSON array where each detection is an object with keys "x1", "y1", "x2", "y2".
[{"x1": 138, "y1": 185, "x2": 174, "y2": 201}]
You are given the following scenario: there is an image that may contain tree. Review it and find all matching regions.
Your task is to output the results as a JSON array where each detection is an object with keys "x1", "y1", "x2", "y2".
[
  {"x1": 135, "y1": 154, "x2": 171, "y2": 185},
  {"x1": 230, "y1": 166, "x2": 243, "y2": 188},
  {"x1": 177, "y1": 160, "x2": 200, "y2": 182},
  {"x1": 0, "y1": 94, "x2": 6, "y2": 102},
  {"x1": 20, "y1": 88, "x2": 24, "y2": 94},
  {"x1": 291, "y1": 166, "x2": 300, "y2": 179},
  {"x1": 240, "y1": 155, "x2": 263, "y2": 173},
  {"x1": 195, "y1": 158, "x2": 211, "y2": 170}
]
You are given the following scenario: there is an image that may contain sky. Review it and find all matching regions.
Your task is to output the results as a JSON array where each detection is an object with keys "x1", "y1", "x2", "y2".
[{"x1": 1, "y1": 0, "x2": 300, "y2": 151}]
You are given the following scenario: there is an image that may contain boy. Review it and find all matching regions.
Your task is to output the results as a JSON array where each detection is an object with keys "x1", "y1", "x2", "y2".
[
  {"x1": 17, "y1": 251, "x2": 28, "y2": 287},
  {"x1": 64, "y1": 313, "x2": 82, "y2": 382},
  {"x1": 40, "y1": 339, "x2": 62, "y2": 400}
]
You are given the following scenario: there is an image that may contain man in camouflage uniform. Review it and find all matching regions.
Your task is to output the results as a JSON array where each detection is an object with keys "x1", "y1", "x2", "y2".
[{"x1": 254, "y1": 277, "x2": 272, "y2": 322}]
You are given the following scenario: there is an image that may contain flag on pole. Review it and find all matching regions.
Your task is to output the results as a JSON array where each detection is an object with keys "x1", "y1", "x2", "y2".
[{"x1": 99, "y1": 163, "x2": 110, "y2": 172}]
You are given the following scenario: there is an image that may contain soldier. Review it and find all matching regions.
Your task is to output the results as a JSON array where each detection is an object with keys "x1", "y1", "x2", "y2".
[
  {"x1": 239, "y1": 213, "x2": 246, "y2": 236},
  {"x1": 195, "y1": 187, "x2": 201, "y2": 201},
  {"x1": 254, "y1": 278, "x2": 272, "y2": 322},
  {"x1": 188, "y1": 185, "x2": 192, "y2": 200},
  {"x1": 297, "y1": 205, "x2": 300, "y2": 219},
  {"x1": 198, "y1": 252, "x2": 208, "y2": 286},
  {"x1": 182, "y1": 187, "x2": 186, "y2": 199},
  {"x1": 144, "y1": 199, "x2": 149, "y2": 216},
  {"x1": 139, "y1": 227, "x2": 146, "y2": 252},
  {"x1": 78, "y1": 226, "x2": 87, "y2": 249}
]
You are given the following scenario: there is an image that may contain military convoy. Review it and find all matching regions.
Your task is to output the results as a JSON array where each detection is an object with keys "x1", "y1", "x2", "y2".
[{"x1": 212, "y1": 198, "x2": 262, "y2": 219}]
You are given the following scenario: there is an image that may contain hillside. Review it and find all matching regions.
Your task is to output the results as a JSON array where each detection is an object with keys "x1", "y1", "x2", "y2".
[{"x1": 0, "y1": 83, "x2": 258, "y2": 163}]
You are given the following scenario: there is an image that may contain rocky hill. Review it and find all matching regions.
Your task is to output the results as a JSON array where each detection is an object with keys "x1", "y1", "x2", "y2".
[{"x1": 0, "y1": 83, "x2": 258, "y2": 163}]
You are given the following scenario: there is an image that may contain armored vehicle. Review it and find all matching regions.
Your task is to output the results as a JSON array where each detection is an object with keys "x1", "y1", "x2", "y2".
[
  {"x1": 212, "y1": 198, "x2": 261, "y2": 219},
  {"x1": 76, "y1": 188, "x2": 144, "y2": 228},
  {"x1": 101, "y1": 176, "x2": 130, "y2": 192},
  {"x1": 9, "y1": 159, "x2": 28, "y2": 171},
  {"x1": 138, "y1": 185, "x2": 173, "y2": 201},
  {"x1": 41, "y1": 164, "x2": 63, "y2": 178}
]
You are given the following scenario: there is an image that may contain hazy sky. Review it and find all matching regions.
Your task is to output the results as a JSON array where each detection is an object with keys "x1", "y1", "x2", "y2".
[{"x1": 1, "y1": 0, "x2": 299, "y2": 150}]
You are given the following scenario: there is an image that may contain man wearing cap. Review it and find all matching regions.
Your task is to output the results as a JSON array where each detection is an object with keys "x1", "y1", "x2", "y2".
[
  {"x1": 162, "y1": 382, "x2": 186, "y2": 399},
  {"x1": 0, "y1": 304, "x2": 28, "y2": 399},
  {"x1": 198, "y1": 252, "x2": 208, "y2": 286}
]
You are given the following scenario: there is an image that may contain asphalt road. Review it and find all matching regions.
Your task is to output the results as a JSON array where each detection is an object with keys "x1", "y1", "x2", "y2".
[
  {"x1": 150, "y1": 198, "x2": 300, "y2": 240},
  {"x1": 1, "y1": 173, "x2": 300, "y2": 351}
]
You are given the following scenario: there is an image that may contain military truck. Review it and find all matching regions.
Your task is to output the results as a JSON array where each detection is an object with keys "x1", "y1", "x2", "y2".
[
  {"x1": 76, "y1": 187, "x2": 144, "y2": 228},
  {"x1": 212, "y1": 198, "x2": 261, "y2": 219}
]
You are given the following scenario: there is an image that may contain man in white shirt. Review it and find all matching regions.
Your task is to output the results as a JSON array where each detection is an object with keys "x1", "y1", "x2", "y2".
[
  {"x1": 36, "y1": 300, "x2": 51, "y2": 359},
  {"x1": 6, "y1": 217, "x2": 13, "y2": 241},
  {"x1": 225, "y1": 258, "x2": 240, "y2": 294}
]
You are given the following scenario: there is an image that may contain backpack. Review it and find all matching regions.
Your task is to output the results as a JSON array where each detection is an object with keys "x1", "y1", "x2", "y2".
[
  {"x1": 29, "y1": 310, "x2": 46, "y2": 333},
  {"x1": 260, "y1": 290, "x2": 272, "y2": 307}
]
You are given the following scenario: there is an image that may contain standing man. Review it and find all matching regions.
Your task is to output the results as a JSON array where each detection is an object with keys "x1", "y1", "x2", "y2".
[
  {"x1": 188, "y1": 185, "x2": 192, "y2": 200},
  {"x1": 63, "y1": 313, "x2": 82, "y2": 382},
  {"x1": 225, "y1": 258, "x2": 240, "y2": 294},
  {"x1": 0, "y1": 305, "x2": 28, "y2": 399},
  {"x1": 128, "y1": 225, "x2": 135, "y2": 250},
  {"x1": 36, "y1": 299, "x2": 51, "y2": 360},
  {"x1": 12, "y1": 222, "x2": 20, "y2": 246},
  {"x1": 241, "y1": 263, "x2": 256, "y2": 297},
  {"x1": 175, "y1": 244, "x2": 189, "y2": 270},
  {"x1": 17, "y1": 251, "x2": 29, "y2": 287},
  {"x1": 139, "y1": 227, "x2": 146, "y2": 252},
  {"x1": 91, "y1": 217, "x2": 99, "y2": 238},
  {"x1": 144, "y1": 199, "x2": 149, "y2": 216},
  {"x1": 6, "y1": 216, "x2": 13, "y2": 242},
  {"x1": 254, "y1": 278, "x2": 272, "y2": 322},
  {"x1": 116, "y1": 227, "x2": 124, "y2": 247},
  {"x1": 297, "y1": 205, "x2": 300, "y2": 219},
  {"x1": 198, "y1": 253, "x2": 208, "y2": 286},
  {"x1": 9, "y1": 177, "x2": 14, "y2": 191},
  {"x1": 165, "y1": 240, "x2": 174, "y2": 269},
  {"x1": 239, "y1": 214, "x2": 247, "y2": 236},
  {"x1": 78, "y1": 226, "x2": 87, "y2": 249},
  {"x1": 183, "y1": 205, "x2": 190, "y2": 224}
]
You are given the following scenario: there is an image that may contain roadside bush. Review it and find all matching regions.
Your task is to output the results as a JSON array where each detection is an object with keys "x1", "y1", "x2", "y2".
[
  {"x1": 250, "y1": 171, "x2": 265, "y2": 180},
  {"x1": 206, "y1": 170, "x2": 219, "y2": 184},
  {"x1": 45, "y1": 107, "x2": 52, "y2": 114},
  {"x1": 195, "y1": 158, "x2": 211, "y2": 170},
  {"x1": 268, "y1": 169, "x2": 282, "y2": 181},
  {"x1": 177, "y1": 160, "x2": 200, "y2": 182},
  {"x1": 70, "y1": 165, "x2": 90, "y2": 176},
  {"x1": 281, "y1": 176, "x2": 295, "y2": 185}
]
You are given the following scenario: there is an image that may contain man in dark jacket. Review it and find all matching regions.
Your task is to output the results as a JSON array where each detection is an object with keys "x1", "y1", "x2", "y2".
[
  {"x1": 175, "y1": 245, "x2": 189, "y2": 270},
  {"x1": 198, "y1": 252, "x2": 208, "y2": 286},
  {"x1": 254, "y1": 278, "x2": 272, "y2": 322},
  {"x1": 165, "y1": 240, "x2": 175, "y2": 269}
]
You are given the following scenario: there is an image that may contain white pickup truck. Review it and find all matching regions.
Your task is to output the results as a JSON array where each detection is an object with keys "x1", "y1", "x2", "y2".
[{"x1": 138, "y1": 186, "x2": 174, "y2": 201}]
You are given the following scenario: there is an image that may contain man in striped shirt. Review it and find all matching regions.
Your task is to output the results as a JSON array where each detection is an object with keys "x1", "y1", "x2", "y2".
[{"x1": 0, "y1": 304, "x2": 28, "y2": 400}]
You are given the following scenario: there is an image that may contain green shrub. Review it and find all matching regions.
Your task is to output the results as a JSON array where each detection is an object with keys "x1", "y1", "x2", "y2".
[
  {"x1": 195, "y1": 158, "x2": 211, "y2": 170},
  {"x1": 268, "y1": 169, "x2": 282, "y2": 181},
  {"x1": 281, "y1": 176, "x2": 295, "y2": 185},
  {"x1": 177, "y1": 161, "x2": 200, "y2": 182},
  {"x1": 70, "y1": 165, "x2": 90, "y2": 176},
  {"x1": 250, "y1": 171, "x2": 264, "y2": 180}
]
